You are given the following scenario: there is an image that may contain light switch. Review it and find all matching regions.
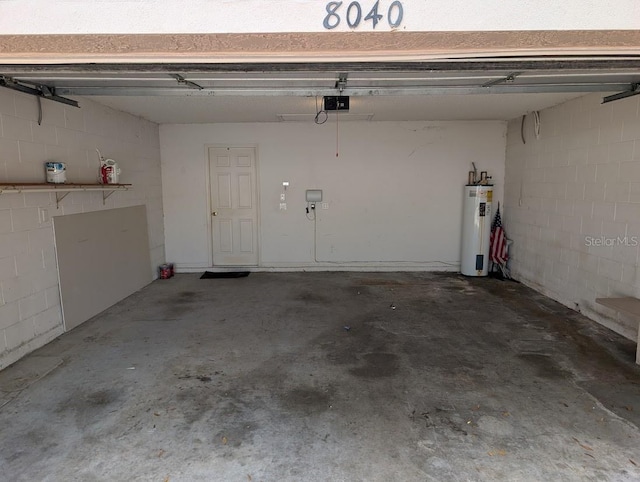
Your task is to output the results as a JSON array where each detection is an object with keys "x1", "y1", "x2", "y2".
[
  {"x1": 279, "y1": 202, "x2": 287, "y2": 210},
  {"x1": 322, "y1": 203, "x2": 329, "y2": 210},
  {"x1": 280, "y1": 193, "x2": 286, "y2": 201}
]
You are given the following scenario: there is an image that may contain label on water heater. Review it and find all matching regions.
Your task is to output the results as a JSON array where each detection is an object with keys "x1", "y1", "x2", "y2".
[{"x1": 479, "y1": 202, "x2": 486, "y2": 217}]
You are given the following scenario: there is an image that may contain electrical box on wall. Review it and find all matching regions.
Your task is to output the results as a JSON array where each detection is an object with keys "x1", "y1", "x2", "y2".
[
  {"x1": 324, "y1": 96, "x2": 349, "y2": 111},
  {"x1": 306, "y1": 190, "x2": 323, "y2": 202}
]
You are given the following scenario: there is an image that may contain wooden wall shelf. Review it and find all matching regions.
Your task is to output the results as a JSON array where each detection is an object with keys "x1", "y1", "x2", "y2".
[{"x1": 0, "y1": 183, "x2": 132, "y2": 207}]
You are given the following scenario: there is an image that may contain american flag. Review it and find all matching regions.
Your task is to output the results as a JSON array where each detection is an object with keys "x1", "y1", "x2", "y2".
[{"x1": 490, "y1": 204, "x2": 508, "y2": 267}]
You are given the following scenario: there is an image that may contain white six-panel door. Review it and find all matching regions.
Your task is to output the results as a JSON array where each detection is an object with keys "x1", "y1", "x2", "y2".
[{"x1": 208, "y1": 147, "x2": 258, "y2": 266}]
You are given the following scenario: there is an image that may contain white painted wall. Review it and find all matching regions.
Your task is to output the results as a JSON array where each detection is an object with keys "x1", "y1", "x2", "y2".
[
  {"x1": 160, "y1": 121, "x2": 505, "y2": 271},
  {"x1": 1, "y1": 0, "x2": 638, "y2": 33},
  {"x1": 0, "y1": 89, "x2": 164, "y2": 369},
  {"x1": 504, "y1": 92, "x2": 640, "y2": 339}
]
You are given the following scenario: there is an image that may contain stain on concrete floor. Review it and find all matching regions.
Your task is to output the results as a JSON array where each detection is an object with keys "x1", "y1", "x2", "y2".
[{"x1": 1, "y1": 272, "x2": 639, "y2": 481}]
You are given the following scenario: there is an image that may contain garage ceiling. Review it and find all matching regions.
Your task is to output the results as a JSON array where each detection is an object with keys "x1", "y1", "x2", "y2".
[
  {"x1": 1, "y1": 59, "x2": 639, "y2": 123},
  {"x1": 88, "y1": 93, "x2": 585, "y2": 123}
]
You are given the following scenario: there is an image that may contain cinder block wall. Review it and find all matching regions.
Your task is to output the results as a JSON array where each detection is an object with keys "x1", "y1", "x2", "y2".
[
  {"x1": 0, "y1": 89, "x2": 165, "y2": 369},
  {"x1": 160, "y1": 121, "x2": 506, "y2": 270},
  {"x1": 504, "y1": 92, "x2": 640, "y2": 339}
]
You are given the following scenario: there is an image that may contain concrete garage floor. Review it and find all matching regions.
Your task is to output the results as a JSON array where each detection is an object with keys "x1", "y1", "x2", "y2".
[{"x1": 1, "y1": 272, "x2": 640, "y2": 481}]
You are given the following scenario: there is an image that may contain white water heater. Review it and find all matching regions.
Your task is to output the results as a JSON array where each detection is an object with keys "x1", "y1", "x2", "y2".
[{"x1": 461, "y1": 185, "x2": 493, "y2": 276}]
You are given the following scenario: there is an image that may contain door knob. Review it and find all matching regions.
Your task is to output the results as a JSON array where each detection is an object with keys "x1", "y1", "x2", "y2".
[{"x1": 212, "y1": 211, "x2": 218, "y2": 216}]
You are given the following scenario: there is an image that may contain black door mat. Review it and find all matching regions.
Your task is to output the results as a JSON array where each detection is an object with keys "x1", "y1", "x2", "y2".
[{"x1": 200, "y1": 271, "x2": 251, "y2": 279}]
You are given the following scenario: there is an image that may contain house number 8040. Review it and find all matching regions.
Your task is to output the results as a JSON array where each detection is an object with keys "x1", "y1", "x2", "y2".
[{"x1": 323, "y1": 0, "x2": 404, "y2": 30}]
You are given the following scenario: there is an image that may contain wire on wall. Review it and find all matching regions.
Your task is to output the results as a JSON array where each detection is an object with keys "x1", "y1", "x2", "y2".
[
  {"x1": 336, "y1": 108, "x2": 340, "y2": 157},
  {"x1": 521, "y1": 111, "x2": 541, "y2": 145},
  {"x1": 36, "y1": 96, "x2": 43, "y2": 126},
  {"x1": 306, "y1": 201, "x2": 457, "y2": 267},
  {"x1": 305, "y1": 202, "x2": 319, "y2": 262},
  {"x1": 313, "y1": 209, "x2": 319, "y2": 262},
  {"x1": 314, "y1": 96, "x2": 328, "y2": 125},
  {"x1": 533, "y1": 110, "x2": 541, "y2": 139},
  {"x1": 305, "y1": 202, "x2": 316, "y2": 221}
]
